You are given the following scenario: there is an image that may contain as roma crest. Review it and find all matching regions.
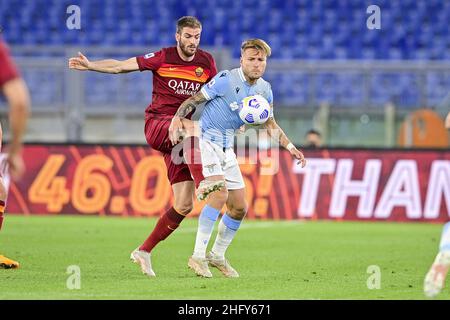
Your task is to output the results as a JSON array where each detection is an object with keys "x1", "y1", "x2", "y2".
[{"x1": 195, "y1": 67, "x2": 204, "y2": 77}]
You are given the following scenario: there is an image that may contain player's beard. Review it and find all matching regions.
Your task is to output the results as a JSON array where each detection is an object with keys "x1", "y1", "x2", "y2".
[
  {"x1": 179, "y1": 41, "x2": 197, "y2": 57},
  {"x1": 247, "y1": 70, "x2": 263, "y2": 82}
]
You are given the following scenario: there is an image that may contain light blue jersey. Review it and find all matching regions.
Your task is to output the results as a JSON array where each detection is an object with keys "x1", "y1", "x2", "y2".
[{"x1": 200, "y1": 67, "x2": 273, "y2": 148}]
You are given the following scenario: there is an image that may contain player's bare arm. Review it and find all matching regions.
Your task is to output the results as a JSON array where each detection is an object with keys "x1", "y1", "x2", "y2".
[
  {"x1": 68, "y1": 52, "x2": 139, "y2": 74},
  {"x1": 169, "y1": 91, "x2": 208, "y2": 145},
  {"x1": 263, "y1": 111, "x2": 306, "y2": 168},
  {"x1": 1, "y1": 78, "x2": 30, "y2": 180}
]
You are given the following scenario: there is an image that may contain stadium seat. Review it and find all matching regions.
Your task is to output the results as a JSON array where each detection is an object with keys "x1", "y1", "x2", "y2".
[
  {"x1": 2, "y1": 0, "x2": 448, "y2": 61},
  {"x1": 1, "y1": 0, "x2": 447, "y2": 108}
]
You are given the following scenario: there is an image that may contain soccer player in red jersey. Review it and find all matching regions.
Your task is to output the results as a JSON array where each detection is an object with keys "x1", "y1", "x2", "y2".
[
  {"x1": 0, "y1": 38, "x2": 31, "y2": 269},
  {"x1": 69, "y1": 16, "x2": 223, "y2": 277}
]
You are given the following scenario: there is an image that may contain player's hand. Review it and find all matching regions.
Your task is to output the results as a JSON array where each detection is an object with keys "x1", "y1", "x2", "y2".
[
  {"x1": 7, "y1": 151, "x2": 25, "y2": 181},
  {"x1": 68, "y1": 52, "x2": 91, "y2": 71},
  {"x1": 169, "y1": 116, "x2": 185, "y2": 145},
  {"x1": 290, "y1": 147, "x2": 306, "y2": 168}
]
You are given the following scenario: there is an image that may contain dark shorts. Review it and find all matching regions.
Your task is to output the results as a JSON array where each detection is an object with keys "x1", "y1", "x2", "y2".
[{"x1": 145, "y1": 115, "x2": 192, "y2": 185}]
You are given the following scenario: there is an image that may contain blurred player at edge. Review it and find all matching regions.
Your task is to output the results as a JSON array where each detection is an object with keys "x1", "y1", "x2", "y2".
[
  {"x1": 423, "y1": 111, "x2": 450, "y2": 297},
  {"x1": 68, "y1": 16, "x2": 223, "y2": 277},
  {"x1": 0, "y1": 38, "x2": 30, "y2": 269},
  {"x1": 169, "y1": 39, "x2": 307, "y2": 277}
]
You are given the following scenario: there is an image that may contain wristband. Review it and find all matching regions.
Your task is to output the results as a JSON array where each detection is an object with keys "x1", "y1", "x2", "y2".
[{"x1": 286, "y1": 143, "x2": 295, "y2": 151}]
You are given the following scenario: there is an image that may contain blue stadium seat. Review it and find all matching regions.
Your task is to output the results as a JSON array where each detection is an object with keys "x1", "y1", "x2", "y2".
[
  {"x1": 1, "y1": 0, "x2": 447, "y2": 61},
  {"x1": 1, "y1": 0, "x2": 447, "y2": 108}
]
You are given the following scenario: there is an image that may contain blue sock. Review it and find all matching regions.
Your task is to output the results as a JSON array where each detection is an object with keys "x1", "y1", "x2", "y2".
[
  {"x1": 439, "y1": 222, "x2": 450, "y2": 253},
  {"x1": 211, "y1": 213, "x2": 243, "y2": 258},
  {"x1": 193, "y1": 205, "x2": 220, "y2": 258}
]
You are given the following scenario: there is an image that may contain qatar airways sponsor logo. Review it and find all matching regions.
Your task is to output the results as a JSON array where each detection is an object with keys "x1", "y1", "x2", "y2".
[
  {"x1": 168, "y1": 79, "x2": 201, "y2": 96},
  {"x1": 294, "y1": 159, "x2": 450, "y2": 219}
]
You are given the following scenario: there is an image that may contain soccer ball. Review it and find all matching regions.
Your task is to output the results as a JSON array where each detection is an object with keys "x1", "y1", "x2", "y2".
[{"x1": 238, "y1": 95, "x2": 271, "y2": 125}]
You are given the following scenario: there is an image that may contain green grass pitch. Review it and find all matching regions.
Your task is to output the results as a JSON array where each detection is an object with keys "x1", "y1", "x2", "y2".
[{"x1": 0, "y1": 215, "x2": 447, "y2": 300}]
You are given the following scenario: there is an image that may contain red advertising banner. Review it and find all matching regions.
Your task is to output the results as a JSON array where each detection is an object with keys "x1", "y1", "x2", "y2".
[{"x1": 6, "y1": 144, "x2": 450, "y2": 222}]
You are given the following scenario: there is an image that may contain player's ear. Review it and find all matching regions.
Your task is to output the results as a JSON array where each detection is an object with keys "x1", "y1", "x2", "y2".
[{"x1": 175, "y1": 32, "x2": 180, "y2": 43}]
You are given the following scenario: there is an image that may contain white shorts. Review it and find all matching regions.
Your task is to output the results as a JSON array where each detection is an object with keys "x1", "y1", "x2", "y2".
[{"x1": 199, "y1": 139, "x2": 245, "y2": 190}]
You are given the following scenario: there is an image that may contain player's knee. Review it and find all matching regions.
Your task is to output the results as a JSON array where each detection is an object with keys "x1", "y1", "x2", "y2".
[
  {"x1": 217, "y1": 189, "x2": 229, "y2": 203},
  {"x1": 229, "y1": 205, "x2": 248, "y2": 220},
  {"x1": 209, "y1": 188, "x2": 228, "y2": 206},
  {"x1": 174, "y1": 202, "x2": 193, "y2": 216}
]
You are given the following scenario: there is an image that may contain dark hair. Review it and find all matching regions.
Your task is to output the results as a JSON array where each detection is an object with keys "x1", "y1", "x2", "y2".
[
  {"x1": 306, "y1": 129, "x2": 321, "y2": 137},
  {"x1": 176, "y1": 16, "x2": 202, "y2": 33}
]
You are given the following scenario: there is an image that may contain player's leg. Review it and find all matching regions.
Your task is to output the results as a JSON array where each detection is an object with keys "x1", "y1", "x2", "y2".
[
  {"x1": 0, "y1": 155, "x2": 19, "y2": 269},
  {"x1": 179, "y1": 118, "x2": 204, "y2": 186},
  {"x1": 132, "y1": 117, "x2": 195, "y2": 277},
  {"x1": 180, "y1": 118, "x2": 224, "y2": 200},
  {"x1": 0, "y1": 128, "x2": 3, "y2": 231},
  {"x1": 138, "y1": 180, "x2": 194, "y2": 252},
  {"x1": 424, "y1": 222, "x2": 450, "y2": 297},
  {"x1": 192, "y1": 175, "x2": 227, "y2": 258},
  {"x1": 207, "y1": 148, "x2": 246, "y2": 278},
  {"x1": 208, "y1": 187, "x2": 247, "y2": 278},
  {"x1": 0, "y1": 178, "x2": 5, "y2": 231},
  {"x1": 188, "y1": 140, "x2": 228, "y2": 277},
  {"x1": 188, "y1": 175, "x2": 228, "y2": 278},
  {"x1": 131, "y1": 161, "x2": 195, "y2": 277}
]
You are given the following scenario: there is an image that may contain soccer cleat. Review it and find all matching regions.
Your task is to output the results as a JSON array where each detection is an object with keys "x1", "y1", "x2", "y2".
[
  {"x1": 424, "y1": 251, "x2": 450, "y2": 298},
  {"x1": 0, "y1": 255, "x2": 20, "y2": 269},
  {"x1": 206, "y1": 251, "x2": 239, "y2": 278},
  {"x1": 196, "y1": 179, "x2": 225, "y2": 201},
  {"x1": 188, "y1": 256, "x2": 212, "y2": 278},
  {"x1": 130, "y1": 248, "x2": 156, "y2": 277}
]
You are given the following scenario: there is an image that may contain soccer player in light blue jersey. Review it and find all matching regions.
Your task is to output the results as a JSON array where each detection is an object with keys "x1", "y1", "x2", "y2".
[
  {"x1": 169, "y1": 39, "x2": 306, "y2": 278},
  {"x1": 424, "y1": 112, "x2": 450, "y2": 297}
]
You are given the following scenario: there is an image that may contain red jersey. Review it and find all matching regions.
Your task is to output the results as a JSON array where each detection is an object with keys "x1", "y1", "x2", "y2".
[
  {"x1": 136, "y1": 47, "x2": 217, "y2": 118},
  {"x1": 0, "y1": 40, "x2": 20, "y2": 87}
]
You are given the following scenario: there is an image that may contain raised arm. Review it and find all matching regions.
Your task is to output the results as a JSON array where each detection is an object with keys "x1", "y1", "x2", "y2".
[
  {"x1": 168, "y1": 90, "x2": 208, "y2": 145},
  {"x1": 68, "y1": 52, "x2": 139, "y2": 74},
  {"x1": 263, "y1": 107, "x2": 306, "y2": 168}
]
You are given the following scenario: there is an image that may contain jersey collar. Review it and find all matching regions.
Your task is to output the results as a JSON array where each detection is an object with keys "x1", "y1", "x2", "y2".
[
  {"x1": 238, "y1": 67, "x2": 259, "y2": 86},
  {"x1": 238, "y1": 67, "x2": 247, "y2": 83}
]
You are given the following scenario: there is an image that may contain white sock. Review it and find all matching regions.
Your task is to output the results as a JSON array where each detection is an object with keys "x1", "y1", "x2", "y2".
[
  {"x1": 211, "y1": 213, "x2": 242, "y2": 259},
  {"x1": 193, "y1": 205, "x2": 220, "y2": 259}
]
